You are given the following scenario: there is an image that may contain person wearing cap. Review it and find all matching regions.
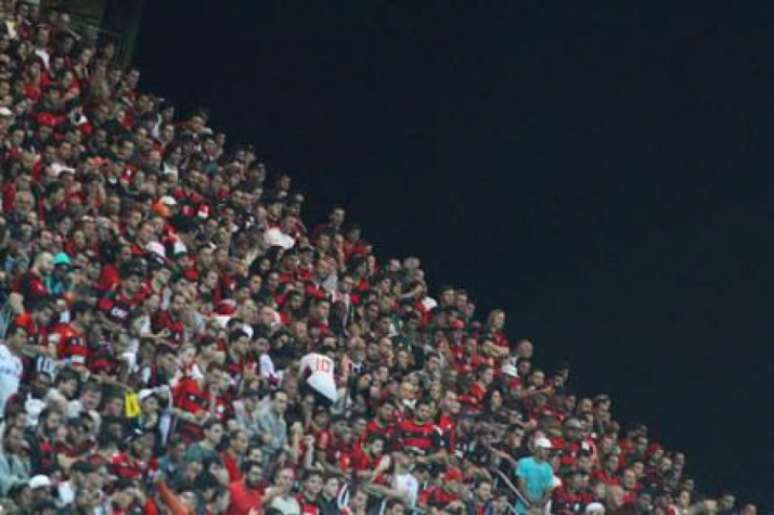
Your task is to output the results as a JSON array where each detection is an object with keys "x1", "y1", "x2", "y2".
[
  {"x1": 45, "y1": 250, "x2": 73, "y2": 295},
  {"x1": 514, "y1": 436, "x2": 556, "y2": 514}
]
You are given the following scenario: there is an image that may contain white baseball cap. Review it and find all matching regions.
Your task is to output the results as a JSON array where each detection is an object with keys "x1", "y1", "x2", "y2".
[
  {"x1": 534, "y1": 437, "x2": 553, "y2": 450},
  {"x1": 29, "y1": 475, "x2": 52, "y2": 489}
]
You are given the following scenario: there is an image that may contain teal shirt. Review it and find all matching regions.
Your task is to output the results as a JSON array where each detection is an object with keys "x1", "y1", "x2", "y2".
[{"x1": 515, "y1": 456, "x2": 554, "y2": 514}]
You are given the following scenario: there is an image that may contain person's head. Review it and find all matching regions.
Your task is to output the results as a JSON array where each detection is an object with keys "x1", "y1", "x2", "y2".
[
  {"x1": 3, "y1": 424, "x2": 25, "y2": 453},
  {"x1": 533, "y1": 436, "x2": 552, "y2": 461},
  {"x1": 636, "y1": 490, "x2": 654, "y2": 514},
  {"x1": 271, "y1": 390, "x2": 288, "y2": 415},
  {"x1": 246, "y1": 445, "x2": 263, "y2": 465},
  {"x1": 303, "y1": 470, "x2": 323, "y2": 499},
  {"x1": 605, "y1": 485, "x2": 626, "y2": 510},
  {"x1": 365, "y1": 435, "x2": 386, "y2": 457},
  {"x1": 385, "y1": 499, "x2": 406, "y2": 515},
  {"x1": 349, "y1": 487, "x2": 369, "y2": 510},
  {"x1": 377, "y1": 401, "x2": 395, "y2": 423},
  {"x1": 31, "y1": 371, "x2": 54, "y2": 399},
  {"x1": 621, "y1": 468, "x2": 637, "y2": 490},
  {"x1": 243, "y1": 460, "x2": 263, "y2": 489},
  {"x1": 322, "y1": 475, "x2": 340, "y2": 499},
  {"x1": 719, "y1": 493, "x2": 735, "y2": 512},
  {"x1": 274, "y1": 466, "x2": 294, "y2": 491},
  {"x1": 78, "y1": 380, "x2": 102, "y2": 411},
  {"x1": 414, "y1": 399, "x2": 431, "y2": 423},
  {"x1": 33, "y1": 251, "x2": 54, "y2": 275},
  {"x1": 228, "y1": 428, "x2": 249, "y2": 454},
  {"x1": 203, "y1": 419, "x2": 224, "y2": 447},
  {"x1": 604, "y1": 453, "x2": 619, "y2": 473},
  {"x1": 475, "y1": 480, "x2": 493, "y2": 502}
]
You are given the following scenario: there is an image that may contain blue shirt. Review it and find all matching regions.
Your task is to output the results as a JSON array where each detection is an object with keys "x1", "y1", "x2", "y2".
[{"x1": 515, "y1": 456, "x2": 554, "y2": 514}]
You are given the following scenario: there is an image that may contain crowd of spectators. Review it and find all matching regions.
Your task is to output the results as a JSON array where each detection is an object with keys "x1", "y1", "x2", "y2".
[{"x1": 0, "y1": 2, "x2": 762, "y2": 515}]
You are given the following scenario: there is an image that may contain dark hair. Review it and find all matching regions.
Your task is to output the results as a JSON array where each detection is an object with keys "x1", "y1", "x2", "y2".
[
  {"x1": 241, "y1": 459, "x2": 262, "y2": 474},
  {"x1": 202, "y1": 418, "x2": 223, "y2": 432},
  {"x1": 303, "y1": 470, "x2": 323, "y2": 482}
]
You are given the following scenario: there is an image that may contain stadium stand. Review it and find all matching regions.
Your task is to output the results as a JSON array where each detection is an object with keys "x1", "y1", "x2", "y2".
[{"x1": 0, "y1": 2, "x2": 757, "y2": 515}]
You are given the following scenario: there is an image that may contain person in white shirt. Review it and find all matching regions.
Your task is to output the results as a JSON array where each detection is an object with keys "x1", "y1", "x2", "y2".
[
  {"x1": 0, "y1": 338, "x2": 23, "y2": 416},
  {"x1": 263, "y1": 216, "x2": 298, "y2": 250}
]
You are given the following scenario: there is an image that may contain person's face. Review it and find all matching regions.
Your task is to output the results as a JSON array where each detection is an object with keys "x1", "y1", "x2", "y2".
[
  {"x1": 638, "y1": 493, "x2": 653, "y2": 513},
  {"x1": 206, "y1": 423, "x2": 224, "y2": 445},
  {"x1": 247, "y1": 447, "x2": 263, "y2": 464},
  {"x1": 378, "y1": 403, "x2": 395, "y2": 423},
  {"x1": 622, "y1": 469, "x2": 636, "y2": 489},
  {"x1": 58, "y1": 378, "x2": 78, "y2": 397},
  {"x1": 32, "y1": 372, "x2": 52, "y2": 398},
  {"x1": 123, "y1": 275, "x2": 141, "y2": 294},
  {"x1": 5, "y1": 427, "x2": 25, "y2": 452},
  {"x1": 370, "y1": 439, "x2": 384, "y2": 457},
  {"x1": 106, "y1": 396, "x2": 124, "y2": 417},
  {"x1": 304, "y1": 474, "x2": 323, "y2": 497},
  {"x1": 415, "y1": 403, "x2": 431, "y2": 422},
  {"x1": 275, "y1": 468, "x2": 294, "y2": 490},
  {"x1": 231, "y1": 431, "x2": 249, "y2": 454},
  {"x1": 476, "y1": 482, "x2": 493, "y2": 502},
  {"x1": 388, "y1": 505, "x2": 405, "y2": 515},
  {"x1": 720, "y1": 495, "x2": 735, "y2": 511},
  {"x1": 273, "y1": 392, "x2": 288, "y2": 414}
]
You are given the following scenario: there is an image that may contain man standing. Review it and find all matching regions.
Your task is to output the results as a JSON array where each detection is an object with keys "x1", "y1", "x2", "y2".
[
  {"x1": 0, "y1": 336, "x2": 23, "y2": 415},
  {"x1": 255, "y1": 390, "x2": 288, "y2": 465},
  {"x1": 515, "y1": 437, "x2": 555, "y2": 514}
]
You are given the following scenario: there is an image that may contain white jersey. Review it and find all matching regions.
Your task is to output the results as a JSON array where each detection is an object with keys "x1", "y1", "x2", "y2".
[{"x1": 0, "y1": 343, "x2": 23, "y2": 415}]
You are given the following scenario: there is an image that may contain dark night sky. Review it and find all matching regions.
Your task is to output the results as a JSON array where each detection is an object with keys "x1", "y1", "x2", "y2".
[{"x1": 136, "y1": 2, "x2": 774, "y2": 507}]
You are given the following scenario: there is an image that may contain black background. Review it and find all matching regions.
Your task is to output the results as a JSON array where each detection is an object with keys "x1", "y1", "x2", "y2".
[{"x1": 136, "y1": 2, "x2": 774, "y2": 507}]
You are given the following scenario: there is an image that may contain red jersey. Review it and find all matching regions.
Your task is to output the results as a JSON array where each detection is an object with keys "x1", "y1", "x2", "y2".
[
  {"x1": 172, "y1": 377, "x2": 209, "y2": 440},
  {"x1": 151, "y1": 310, "x2": 185, "y2": 345},
  {"x1": 53, "y1": 323, "x2": 89, "y2": 368},
  {"x1": 13, "y1": 270, "x2": 48, "y2": 305},
  {"x1": 396, "y1": 419, "x2": 441, "y2": 455},
  {"x1": 365, "y1": 418, "x2": 396, "y2": 444},
  {"x1": 436, "y1": 414, "x2": 457, "y2": 453},
  {"x1": 227, "y1": 479, "x2": 263, "y2": 515},
  {"x1": 297, "y1": 495, "x2": 321, "y2": 515},
  {"x1": 552, "y1": 487, "x2": 595, "y2": 515},
  {"x1": 419, "y1": 486, "x2": 460, "y2": 508},
  {"x1": 97, "y1": 291, "x2": 138, "y2": 327}
]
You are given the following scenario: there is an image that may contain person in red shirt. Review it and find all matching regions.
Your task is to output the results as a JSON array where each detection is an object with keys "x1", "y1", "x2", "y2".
[
  {"x1": 10, "y1": 296, "x2": 56, "y2": 356},
  {"x1": 151, "y1": 292, "x2": 187, "y2": 346},
  {"x1": 459, "y1": 366, "x2": 494, "y2": 415},
  {"x1": 553, "y1": 470, "x2": 595, "y2": 515},
  {"x1": 227, "y1": 460, "x2": 264, "y2": 515},
  {"x1": 96, "y1": 261, "x2": 144, "y2": 329},
  {"x1": 111, "y1": 430, "x2": 157, "y2": 481},
  {"x1": 172, "y1": 362, "x2": 223, "y2": 441},
  {"x1": 11, "y1": 250, "x2": 54, "y2": 310},
  {"x1": 222, "y1": 428, "x2": 250, "y2": 482},
  {"x1": 592, "y1": 453, "x2": 622, "y2": 486},
  {"x1": 53, "y1": 300, "x2": 93, "y2": 369},
  {"x1": 365, "y1": 400, "x2": 397, "y2": 443},
  {"x1": 418, "y1": 467, "x2": 465, "y2": 510},
  {"x1": 436, "y1": 390, "x2": 461, "y2": 454},
  {"x1": 395, "y1": 399, "x2": 442, "y2": 462},
  {"x1": 350, "y1": 434, "x2": 388, "y2": 481}
]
